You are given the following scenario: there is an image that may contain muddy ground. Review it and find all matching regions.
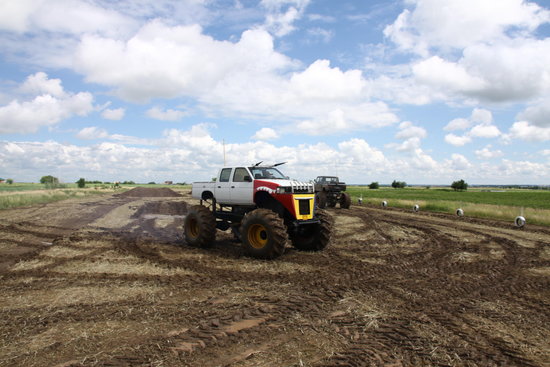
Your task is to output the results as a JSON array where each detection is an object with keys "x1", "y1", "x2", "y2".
[{"x1": 0, "y1": 187, "x2": 549, "y2": 367}]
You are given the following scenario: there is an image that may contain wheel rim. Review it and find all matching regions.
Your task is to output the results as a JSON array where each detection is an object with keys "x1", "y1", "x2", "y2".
[
  {"x1": 187, "y1": 217, "x2": 199, "y2": 238},
  {"x1": 248, "y1": 223, "x2": 268, "y2": 249}
]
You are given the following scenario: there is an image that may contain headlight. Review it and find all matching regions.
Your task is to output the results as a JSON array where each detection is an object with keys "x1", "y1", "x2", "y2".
[{"x1": 276, "y1": 186, "x2": 292, "y2": 194}]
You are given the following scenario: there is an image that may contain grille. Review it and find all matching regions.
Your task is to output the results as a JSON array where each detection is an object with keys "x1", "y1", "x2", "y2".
[
  {"x1": 290, "y1": 181, "x2": 313, "y2": 194},
  {"x1": 298, "y1": 199, "x2": 311, "y2": 215}
]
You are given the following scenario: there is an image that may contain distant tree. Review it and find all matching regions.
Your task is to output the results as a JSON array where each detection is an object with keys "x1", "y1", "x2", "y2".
[
  {"x1": 6, "y1": 179, "x2": 13, "y2": 184},
  {"x1": 148, "y1": 181, "x2": 156, "y2": 185},
  {"x1": 40, "y1": 175, "x2": 59, "y2": 185},
  {"x1": 122, "y1": 180, "x2": 135, "y2": 185},
  {"x1": 451, "y1": 179, "x2": 468, "y2": 191},
  {"x1": 391, "y1": 180, "x2": 407, "y2": 189},
  {"x1": 76, "y1": 178, "x2": 86, "y2": 188},
  {"x1": 369, "y1": 181, "x2": 380, "y2": 189}
]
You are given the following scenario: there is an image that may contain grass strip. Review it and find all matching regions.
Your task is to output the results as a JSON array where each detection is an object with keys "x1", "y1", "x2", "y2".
[
  {"x1": 348, "y1": 188, "x2": 550, "y2": 226},
  {"x1": 0, "y1": 189, "x2": 114, "y2": 210}
]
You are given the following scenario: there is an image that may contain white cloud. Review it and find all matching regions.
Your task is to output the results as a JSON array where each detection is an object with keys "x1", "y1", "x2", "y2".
[
  {"x1": 146, "y1": 106, "x2": 185, "y2": 121},
  {"x1": 517, "y1": 99, "x2": 550, "y2": 127},
  {"x1": 383, "y1": 1, "x2": 550, "y2": 104},
  {"x1": 387, "y1": 121, "x2": 427, "y2": 152},
  {"x1": 0, "y1": 73, "x2": 94, "y2": 134},
  {"x1": 507, "y1": 121, "x2": 550, "y2": 142},
  {"x1": 306, "y1": 27, "x2": 333, "y2": 43},
  {"x1": 294, "y1": 103, "x2": 397, "y2": 136},
  {"x1": 444, "y1": 134, "x2": 472, "y2": 147},
  {"x1": 443, "y1": 108, "x2": 499, "y2": 145},
  {"x1": 76, "y1": 126, "x2": 109, "y2": 140},
  {"x1": 261, "y1": 0, "x2": 310, "y2": 37},
  {"x1": 290, "y1": 60, "x2": 364, "y2": 100},
  {"x1": 75, "y1": 22, "x2": 293, "y2": 103},
  {"x1": 0, "y1": 0, "x2": 135, "y2": 36},
  {"x1": 395, "y1": 121, "x2": 427, "y2": 140},
  {"x1": 471, "y1": 108, "x2": 493, "y2": 124},
  {"x1": 252, "y1": 127, "x2": 279, "y2": 141},
  {"x1": 413, "y1": 56, "x2": 486, "y2": 93},
  {"x1": 384, "y1": 0, "x2": 550, "y2": 53},
  {"x1": 448, "y1": 153, "x2": 471, "y2": 171},
  {"x1": 101, "y1": 108, "x2": 125, "y2": 120},
  {"x1": 475, "y1": 145, "x2": 504, "y2": 160},
  {"x1": 444, "y1": 118, "x2": 471, "y2": 132},
  {"x1": 3, "y1": 124, "x2": 549, "y2": 184},
  {"x1": 338, "y1": 138, "x2": 386, "y2": 167},
  {"x1": 75, "y1": 126, "x2": 151, "y2": 145},
  {"x1": 19, "y1": 72, "x2": 65, "y2": 98},
  {"x1": 470, "y1": 123, "x2": 501, "y2": 138}
]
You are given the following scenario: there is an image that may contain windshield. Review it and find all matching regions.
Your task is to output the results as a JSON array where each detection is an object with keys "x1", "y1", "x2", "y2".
[{"x1": 249, "y1": 167, "x2": 286, "y2": 180}]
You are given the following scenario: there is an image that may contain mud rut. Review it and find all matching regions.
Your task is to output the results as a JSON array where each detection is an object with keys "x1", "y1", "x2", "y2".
[{"x1": 0, "y1": 190, "x2": 549, "y2": 367}]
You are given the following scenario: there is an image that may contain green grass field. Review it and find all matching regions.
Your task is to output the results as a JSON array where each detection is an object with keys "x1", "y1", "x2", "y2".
[{"x1": 347, "y1": 186, "x2": 550, "y2": 226}]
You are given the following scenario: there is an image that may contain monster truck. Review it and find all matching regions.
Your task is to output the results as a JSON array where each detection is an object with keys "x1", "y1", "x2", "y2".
[
  {"x1": 186, "y1": 163, "x2": 333, "y2": 259},
  {"x1": 313, "y1": 176, "x2": 351, "y2": 209}
]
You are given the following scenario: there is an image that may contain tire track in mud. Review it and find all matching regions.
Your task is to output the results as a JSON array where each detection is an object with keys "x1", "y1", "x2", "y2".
[
  {"x1": 2, "y1": 195, "x2": 549, "y2": 366},
  {"x1": 309, "y1": 206, "x2": 549, "y2": 367}
]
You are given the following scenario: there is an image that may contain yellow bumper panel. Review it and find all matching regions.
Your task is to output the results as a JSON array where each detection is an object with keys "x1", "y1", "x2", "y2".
[{"x1": 292, "y1": 194, "x2": 315, "y2": 220}]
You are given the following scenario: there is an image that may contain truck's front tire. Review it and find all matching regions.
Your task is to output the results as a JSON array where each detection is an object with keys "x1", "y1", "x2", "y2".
[
  {"x1": 290, "y1": 209, "x2": 333, "y2": 251},
  {"x1": 184, "y1": 205, "x2": 216, "y2": 247},
  {"x1": 240, "y1": 209, "x2": 288, "y2": 259},
  {"x1": 340, "y1": 192, "x2": 351, "y2": 209},
  {"x1": 316, "y1": 191, "x2": 327, "y2": 209}
]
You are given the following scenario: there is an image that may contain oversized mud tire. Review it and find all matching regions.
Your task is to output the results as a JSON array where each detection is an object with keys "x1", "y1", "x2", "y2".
[
  {"x1": 340, "y1": 192, "x2": 351, "y2": 209},
  {"x1": 290, "y1": 209, "x2": 333, "y2": 251},
  {"x1": 316, "y1": 191, "x2": 327, "y2": 209},
  {"x1": 184, "y1": 205, "x2": 216, "y2": 247},
  {"x1": 240, "y1": 209, "x2": 288, "y2": 259}
]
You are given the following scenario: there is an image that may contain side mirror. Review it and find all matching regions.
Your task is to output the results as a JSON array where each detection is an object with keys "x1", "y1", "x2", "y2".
[{"x1": 244, "y1": 175, "x2": 252, "y2": 182}]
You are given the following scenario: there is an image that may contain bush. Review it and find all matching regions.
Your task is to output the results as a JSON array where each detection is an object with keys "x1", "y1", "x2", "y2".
[
  {"x1": 451, "y1": 179, "x2": 468, "y2": 191},
  {"x1": 76, "y1": 178, "x2": 86, "y2": 188},
  {"x1": 40, "y1": 175, "x2": 59, "y2": 185},
  {"x1": 6, "y1": 179, "x2": 13, "y2": 184},
  {"x1": 391, "y1": 180, "x2": 407, "y2": 189},
  {"x1": 369, "y1": 182, "x2": 379, "y2": 189},
  {"x1": 40, "y1": 175, "x2": 64, "y2": 189}
]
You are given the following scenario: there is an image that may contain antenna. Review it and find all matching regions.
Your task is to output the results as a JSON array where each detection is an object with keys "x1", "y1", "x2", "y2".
[
  {"x1": 253, "y1": 161, "x2": 263, "y2": 167},
  {"x1": 273, "y1": 161, "x2": 287, "y2": 167},
  {"x1": 223, "y1": 139, "x2": 226, "y2": 166}
]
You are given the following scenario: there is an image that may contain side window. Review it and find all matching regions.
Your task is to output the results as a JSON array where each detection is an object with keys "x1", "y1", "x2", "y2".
[
  {"x1": 219, "y1": 168, "x2": 232, "y2": 182},
  {"x1": 233, "y1": 167, "x2": 249, "y2": 182}
]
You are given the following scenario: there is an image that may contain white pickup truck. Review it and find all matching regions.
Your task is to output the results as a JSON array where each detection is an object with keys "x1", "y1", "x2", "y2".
[{"x1": 185, "y1": 163, "x2": 333, "y2": 259}]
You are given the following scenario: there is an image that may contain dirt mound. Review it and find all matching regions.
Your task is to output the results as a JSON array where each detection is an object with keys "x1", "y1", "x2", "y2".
[
  {"x1": 117, "y1": 187, "x2": 182, "y2": 198},
  {"x1": 132, "y1": 201, "x2": 187, "y2": 217}
]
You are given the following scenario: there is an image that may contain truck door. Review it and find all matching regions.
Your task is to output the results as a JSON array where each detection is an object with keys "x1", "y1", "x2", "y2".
[
  {"x1": 216, "y1": 168, "x2": 233, "y2": 203},
  {"x1": 231, "y1": 167, "x2": 254, "y2": 205}
]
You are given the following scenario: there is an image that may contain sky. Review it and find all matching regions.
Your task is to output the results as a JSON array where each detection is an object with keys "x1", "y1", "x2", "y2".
[{"x1": 1, "y1": 0, "x2": 550, "y2": 185}]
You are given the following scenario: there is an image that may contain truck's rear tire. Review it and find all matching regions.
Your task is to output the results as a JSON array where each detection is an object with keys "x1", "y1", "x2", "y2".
[
  {"x1": 184, "y1": 205, "x2": 216, "y2": 247},
  {"x1": 316, "y1": 191, "x2": 327, "y2": 209},
  {"x1": 340, "y1": 192, "x2": 351, "y2": 209},
  {"x1": 290, "y1": 209, "x2": 333, "y2": 251},
  {"x1": 240, "y1": 209, "x2": 288, "y2": 259}
]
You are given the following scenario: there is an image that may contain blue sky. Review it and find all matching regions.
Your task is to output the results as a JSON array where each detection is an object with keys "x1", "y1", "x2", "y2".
[{"x1": 1, "y1": 0, "x2": 549, "y2": 184}]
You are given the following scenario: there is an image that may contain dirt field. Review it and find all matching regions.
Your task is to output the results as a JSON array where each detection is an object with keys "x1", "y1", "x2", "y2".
[{"x1": 1, "y1": 188, "x2": 549, "y2": 367}]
